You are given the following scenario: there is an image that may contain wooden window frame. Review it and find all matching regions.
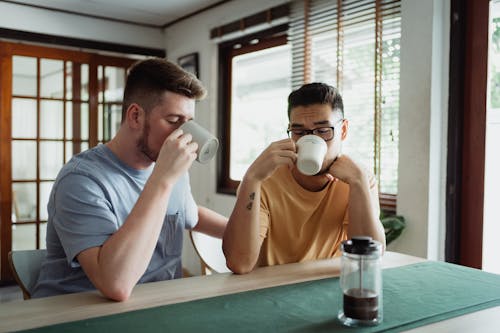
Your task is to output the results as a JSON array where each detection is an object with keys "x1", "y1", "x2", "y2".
[
  {"x1": 445, "y1": 0, "x2": 489, "y2": 268},
  {"x1": 217, "y1": 25, "x2": 289, "y2": 195}
]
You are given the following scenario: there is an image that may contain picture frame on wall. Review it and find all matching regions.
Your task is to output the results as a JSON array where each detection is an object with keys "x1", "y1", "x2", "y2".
[{"x1": 177, "y1": 52, "x2": 199, "y2": 78}]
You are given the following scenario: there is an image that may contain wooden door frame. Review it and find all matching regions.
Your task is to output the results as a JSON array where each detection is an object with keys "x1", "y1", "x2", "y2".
[
  {"x1": 0, "y1": 41, "x2": 136, "y2": 283},
  {"x1": 0, "y1": 51, "x2": 13, "y2": 284},
  {"x1": 446, "y1": 0, "x2": 489, "y2": 268}
]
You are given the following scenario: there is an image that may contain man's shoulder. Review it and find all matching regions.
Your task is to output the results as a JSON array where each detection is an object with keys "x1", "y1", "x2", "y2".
[{"x1": 55, "y1": 145, "x2": 114, "y2": 185}]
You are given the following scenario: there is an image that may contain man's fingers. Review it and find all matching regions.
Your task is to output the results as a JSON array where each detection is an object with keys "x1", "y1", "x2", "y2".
[{"x1": 324, "y1": 173, "x2": 334, "y2": 182}]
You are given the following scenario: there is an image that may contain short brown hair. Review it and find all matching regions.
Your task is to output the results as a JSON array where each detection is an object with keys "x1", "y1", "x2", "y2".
[
  {"x1": 122, "y1": 58, "x2": 207, "y2": 120},
  {"x1": 287, "y1": 82, "x2": 344, "y2": 119}
]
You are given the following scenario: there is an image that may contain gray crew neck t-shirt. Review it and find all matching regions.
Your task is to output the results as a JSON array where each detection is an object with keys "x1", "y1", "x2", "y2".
[{"x1": 32, "y1": 144, "x2": 198, "y2": 298}]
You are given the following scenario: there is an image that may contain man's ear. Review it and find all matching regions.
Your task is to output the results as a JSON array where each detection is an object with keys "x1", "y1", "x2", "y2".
[
  {"x1": 340, "y1": 119, "x2": 349, "y2": 141},
  {"x1": 125, "y1": 103, "x2": 144, "y2": 129}
]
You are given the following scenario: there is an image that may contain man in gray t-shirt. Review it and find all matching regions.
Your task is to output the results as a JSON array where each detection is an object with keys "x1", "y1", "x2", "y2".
[{"x1": 32, "y1": 58, "x2": 227, "y2": 301}]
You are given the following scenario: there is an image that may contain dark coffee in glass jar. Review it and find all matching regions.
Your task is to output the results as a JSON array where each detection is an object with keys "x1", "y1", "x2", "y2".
[{"x1": 343, "y1": 288, "x2": 378, "y2": 320}]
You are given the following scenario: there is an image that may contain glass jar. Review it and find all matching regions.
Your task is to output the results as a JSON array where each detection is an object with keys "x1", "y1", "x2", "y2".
[{"x1": 338, "y1": 236, "x2": 383, "y2": 327}]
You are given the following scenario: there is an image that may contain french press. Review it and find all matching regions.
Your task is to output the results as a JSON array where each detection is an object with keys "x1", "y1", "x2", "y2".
[{"x1": 338, "y1": 236, "x2": 383, "y2": 327}]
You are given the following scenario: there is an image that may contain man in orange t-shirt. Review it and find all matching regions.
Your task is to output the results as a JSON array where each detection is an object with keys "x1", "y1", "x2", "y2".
[{"x1": 223, "y1": 83, "x2": 385, "y2": 273}]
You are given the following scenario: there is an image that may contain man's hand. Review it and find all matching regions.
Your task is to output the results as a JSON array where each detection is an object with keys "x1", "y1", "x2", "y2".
[
  {"x1": 245, "y1": 138, "x2": 297, "y2": 183},
  {"x1": 153, "y1": 128, "x2": 198, "y2": 185},
  {"x1": 327, "y1": 154, "x2": 366, "y2": 185}
]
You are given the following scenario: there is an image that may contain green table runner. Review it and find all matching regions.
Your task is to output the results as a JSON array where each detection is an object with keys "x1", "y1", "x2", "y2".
[{"x1": 22, "y1": 261, "x2": 500, "y2": 333}]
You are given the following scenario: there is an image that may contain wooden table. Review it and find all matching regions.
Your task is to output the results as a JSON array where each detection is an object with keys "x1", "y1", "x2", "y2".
[{"x1": 0, "y1": 252, "x2": 498, "y2": 332}]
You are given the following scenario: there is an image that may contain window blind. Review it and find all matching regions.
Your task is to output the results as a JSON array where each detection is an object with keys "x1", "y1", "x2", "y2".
[{"x1": 289, "y1": 0, "x2": 401, "y2": 195}]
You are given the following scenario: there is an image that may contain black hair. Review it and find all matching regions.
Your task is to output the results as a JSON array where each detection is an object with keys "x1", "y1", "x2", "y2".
[{"x1": 287, "y1": 82, "x2": 344, "y2": 119}]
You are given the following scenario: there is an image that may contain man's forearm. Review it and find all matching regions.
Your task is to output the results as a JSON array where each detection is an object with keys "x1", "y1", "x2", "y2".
[
  {"x1": 346, "y1": 178, "x2": 386, "y2": 247},
  {"x1": 194, "y1": 206, "x2": 228, "y2": 239},
  {"x1": 81, "y1": 177, "x2": 174, "y2": 301},
  {"x1": 222, "y1": 177, "x2": 263, "y2": 274}
]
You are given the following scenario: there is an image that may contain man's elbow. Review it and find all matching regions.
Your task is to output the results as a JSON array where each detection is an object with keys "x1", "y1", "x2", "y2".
[
  {"x1": 226, "y1": 258, "x2": 255, "y2": 275},
  {"x1": 222, "y1": 241, "x2": 258, "y2": 274},
  {"x1": 99, "y1": 282, "x2": 134, "y2": 302}
]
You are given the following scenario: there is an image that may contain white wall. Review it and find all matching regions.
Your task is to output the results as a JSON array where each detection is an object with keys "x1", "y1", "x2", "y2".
[
  {"x1": 391, "y1": 0, "x2": 449, "y2": 260},
  {"x1": 483, "y1": 0, "x2": 500, "y2": 275},
  {"x1": 483, "y1": 107, "x2": 500, "y2": 274},
  {"x1": 164, "y1": 0, "x2": 451, "y2": 273},
  {"x1": 0, "y1": 2, "x2": 163, "y2": 49}
]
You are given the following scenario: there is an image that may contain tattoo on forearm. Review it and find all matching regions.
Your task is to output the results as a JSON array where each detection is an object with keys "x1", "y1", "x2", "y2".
[{"x1": 246, "y1": 192, "x2": 256, "y2": 211}]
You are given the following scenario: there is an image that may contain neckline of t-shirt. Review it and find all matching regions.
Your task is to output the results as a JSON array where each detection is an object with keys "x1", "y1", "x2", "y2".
[
  {"x1": 97, "y1": 144, "x2": 153, "y2": 179},
  {"x1": 284, "y1": 167, "x2": 335, "y2": 195}
]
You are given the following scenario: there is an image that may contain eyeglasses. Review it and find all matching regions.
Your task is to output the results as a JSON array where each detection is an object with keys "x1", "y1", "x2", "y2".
[{"x1": 287, "y1": 119, "x2": 344, "y2": 141}]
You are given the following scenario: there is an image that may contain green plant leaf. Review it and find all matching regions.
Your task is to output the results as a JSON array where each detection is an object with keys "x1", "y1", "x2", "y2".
[{"x1": 381, "y1": 215, "x2": 406, "y2": 245}]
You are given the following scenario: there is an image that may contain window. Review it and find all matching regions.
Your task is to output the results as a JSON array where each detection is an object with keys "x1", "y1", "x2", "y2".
[
  {"x1": 218, "y1": 25, "x2": 291, "y2": 193},
  {"x1": 290, "y1": 0, "x2": 401, "y2": 210},
  {"x1": 217, "y1": 1, "x2": 400, "y2": 211}
]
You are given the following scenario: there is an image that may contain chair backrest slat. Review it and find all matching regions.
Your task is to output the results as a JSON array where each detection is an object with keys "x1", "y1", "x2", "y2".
[
  {"x1": 8, "y1": 249, "x2": 47, "y2": 300},
  {"x1": 189, "y1": 231, "x2": 230, "y2": 275}
]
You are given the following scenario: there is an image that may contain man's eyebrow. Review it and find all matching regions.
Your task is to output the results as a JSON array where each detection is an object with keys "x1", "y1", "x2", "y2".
[
  {"x1": 164, "y1": 113, "x2": 188, "y2": 118},
  {"x1": 290, "y1": 120, "x2": 331, "y2": 128}
]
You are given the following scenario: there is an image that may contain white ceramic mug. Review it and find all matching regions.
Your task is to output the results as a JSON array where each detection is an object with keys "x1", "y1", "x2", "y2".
[
  {"x1": 296, "y1": 134, "x2": 328, "y2": 175},
  {"x1": 180, "y1": 120, "x2": 219, "y2": 164}
]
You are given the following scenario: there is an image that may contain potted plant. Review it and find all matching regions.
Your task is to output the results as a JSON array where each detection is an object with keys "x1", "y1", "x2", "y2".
[{"x1": 380, "y1": 212, "x2": 406, "y2": 245}]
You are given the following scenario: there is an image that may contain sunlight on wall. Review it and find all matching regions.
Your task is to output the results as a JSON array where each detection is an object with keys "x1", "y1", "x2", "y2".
[{"x1": 483, "y1": 0, "x2": 500, "y2": 274}]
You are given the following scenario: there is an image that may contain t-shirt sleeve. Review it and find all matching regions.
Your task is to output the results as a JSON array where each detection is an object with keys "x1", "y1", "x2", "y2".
[
  {"x1": 368, "y1": 172, "x2": 381, "y2": 220},
  {"x1": 259, "y1": 190, "x2": 271, "y2": 240},
  {"x1": 342, "y1": 207, "x2": 349, "y2": 226},
  {"x1": 183, "y1": 173, "x2": 198, "y2": 230},
  {"x1": 52, "y1": 173, "x2": 119, "y2": 267}
]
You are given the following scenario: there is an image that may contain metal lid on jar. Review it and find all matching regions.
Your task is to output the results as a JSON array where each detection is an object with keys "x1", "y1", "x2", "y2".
[{"x1": 341, "y1": 236, "x2": 382, "y2": 255}]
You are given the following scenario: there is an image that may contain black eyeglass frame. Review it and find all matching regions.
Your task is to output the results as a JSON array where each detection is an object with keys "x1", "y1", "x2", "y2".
[{"x1": 287, "y1": 119, "x2": 344, "y2": 142}]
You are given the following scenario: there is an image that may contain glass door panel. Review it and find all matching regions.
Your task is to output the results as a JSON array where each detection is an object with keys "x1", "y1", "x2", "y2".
[
  {"x1": 104, "y1": 67, "x2": 125, "y2": 102},
  {"x1": 99, "y1": 66, "x2": 126, "y2": 142},
  {"x1": 40, "y1": 59, "x2": 64, "y2": 99},
  {"x1": 39, "y1": 181, "x2": 54, "y2": 221},
  {"x1": 40, "y1": 100, "x2": 64, "y2": 139},
  {"x1": 12, "y1": 56, "x2": 37, "y2": 96},
  {"x1": 11, "y1": 98, "x2": 37, "y2": 138},
  {"x1": 12, "y1": 182, "x2": 37, "y2": 222},
  {"x1": 98, "y1": 104, "x2": 104, "y2": 142},
  {"x1": 40, "y1": 141, "x2": 63, "y2": 179},
  {"x1": 104, "y1": 103, "x2": 122, "y2": 141},
  {"x1": 11, "y1": 141, "x2": 37, "y2": 180},
  {"x1": 12, "y1": 224, "x2": 37, "y2": 251},
  {"x1": 39, "y1": 222, "x2": 47, "y2": 250},
  {"x1": 80, "y1": 103, "x2": 90, "y2": 141}
]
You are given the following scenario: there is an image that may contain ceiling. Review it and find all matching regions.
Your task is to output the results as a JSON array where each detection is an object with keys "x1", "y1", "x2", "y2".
[{"x1": 7, "y1": 0, "x2": 229, "y2": 28}]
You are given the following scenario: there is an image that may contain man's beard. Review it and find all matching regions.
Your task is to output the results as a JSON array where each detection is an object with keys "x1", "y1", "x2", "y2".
[{"x1": 136, "y1": 119, "x2": 158, "y2": 162}]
